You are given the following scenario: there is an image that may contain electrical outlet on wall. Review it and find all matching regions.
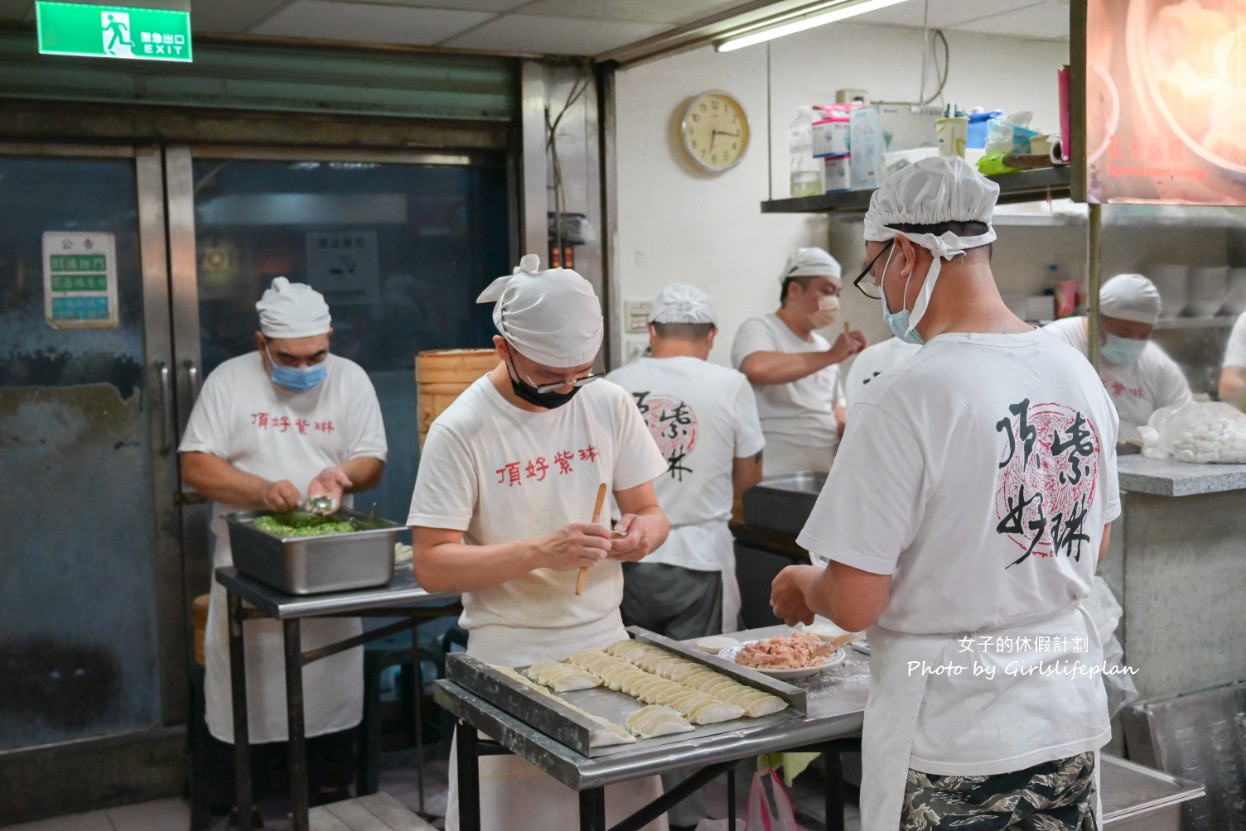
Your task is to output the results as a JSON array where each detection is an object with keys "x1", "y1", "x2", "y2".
[{"x1": 625, "y1": 300, "x2": 651, "y2": 334}]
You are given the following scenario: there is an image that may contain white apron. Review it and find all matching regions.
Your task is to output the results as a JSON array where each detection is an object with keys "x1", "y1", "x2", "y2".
[
  {"x1": 720, "y1": 547, "x2": 741, "y2": 634},
  {"x1": 204, "y1": 529, "x2": 363, "y2": 745},
  {"x1": 761, "y1": 434, "x2": 835, "y2": 477},
  {"x1": 445, "y1": 612, "x2": 668, "y2": 831},
  {"x1": 859, "y1": 603, "x2": 1105, "y2": 831}
]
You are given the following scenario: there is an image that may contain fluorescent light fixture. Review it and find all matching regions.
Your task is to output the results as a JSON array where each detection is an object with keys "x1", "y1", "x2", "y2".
[{"x1": 716, "y1": 0, "x2": 911, "y2": 52}]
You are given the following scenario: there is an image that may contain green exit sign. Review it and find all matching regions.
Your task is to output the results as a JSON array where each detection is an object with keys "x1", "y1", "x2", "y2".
[{"x1": 37, "y1": 2, "x2": 192, "y2": 62}]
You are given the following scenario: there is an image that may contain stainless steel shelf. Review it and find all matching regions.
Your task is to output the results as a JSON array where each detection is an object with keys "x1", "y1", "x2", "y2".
[{"x1": 760, "y1": 167, "x2": 1072, "y2": 215}]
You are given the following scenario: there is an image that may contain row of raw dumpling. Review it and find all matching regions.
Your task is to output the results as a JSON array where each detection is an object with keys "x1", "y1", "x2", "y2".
[
  {"x1": 494, "y1": 665, "x2": 634, "y2": 747},
  {"x1": 568, "y1": 649, "x2": 744, "y2": 725},
  {"x1": 524, "y1": 660, "x2": 600, "y2": 692},
  {"x1": 520, "y1": 662, "x2": 694, "y2": 739},
  {"x1": 604, "y1": 640, "x2": 789, "y2": 717}
]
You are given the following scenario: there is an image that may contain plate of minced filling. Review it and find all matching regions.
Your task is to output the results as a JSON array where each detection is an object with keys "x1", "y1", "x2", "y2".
[{"x1": 720, "y1": 631, "x2": 846, "y2": 680}]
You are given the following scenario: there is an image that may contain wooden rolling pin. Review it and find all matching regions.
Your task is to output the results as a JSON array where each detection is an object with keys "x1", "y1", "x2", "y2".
[{"x1": 576, "y1": 483, "x2": 608, "y2": 596}]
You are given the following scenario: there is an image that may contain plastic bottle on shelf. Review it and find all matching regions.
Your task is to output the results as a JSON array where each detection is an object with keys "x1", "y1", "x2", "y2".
[{"x1": 788, "y1": 106, "x2": 823, "y2": 198}]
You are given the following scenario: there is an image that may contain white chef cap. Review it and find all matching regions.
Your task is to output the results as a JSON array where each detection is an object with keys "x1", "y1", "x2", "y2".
[
  {"x1": 256, "y1": 277, "x2": 332, "y2": 339},
  {"x1": 476, "y1": 254, "x2": 603, "y2": 368},
  {"x1": 650, "y1": 283, "x2": 717, "y2": 325},
  {"x1": 780, "y1": 247, "x2": 841, "y2": 282},
  {"x1": 864, "y1": 156, "x2": 998, "y2": 257},
  {"x1": 1100, "y1": 273, "x2": 1162, "y2": 324}
]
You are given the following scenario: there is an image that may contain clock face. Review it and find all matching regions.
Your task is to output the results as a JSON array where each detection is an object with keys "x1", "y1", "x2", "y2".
[{"x1": 680, "y1": 91, "x2": 750, "y2": 173}]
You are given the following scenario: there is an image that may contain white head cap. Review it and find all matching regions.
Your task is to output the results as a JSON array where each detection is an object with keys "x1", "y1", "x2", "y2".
[
  {"x1": 864, "y1": 156, "x2": 998, "y2": 257},
  {"x1": 476, "y1": 254, "x2": 603, "y2": 368},
  {"x1": 256, "y1": 277, "x2": 332, "y2": 339},
  {"x1": 1100, "y1": 273, "x2": 1162, "y2": 324},
  {"x1": 780, "y1": 247, "x2": 841, "y2": 283},
  {"x1": 649, "y1": 283, "x2": 717, "y2": 325}
]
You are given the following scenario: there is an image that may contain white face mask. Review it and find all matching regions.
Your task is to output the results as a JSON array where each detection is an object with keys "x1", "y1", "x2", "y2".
[{"x1": 808, "y1": 294, "x2": 839, "y2": 329}]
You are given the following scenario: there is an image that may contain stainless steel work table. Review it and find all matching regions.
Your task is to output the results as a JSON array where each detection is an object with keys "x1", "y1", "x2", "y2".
[
  {"x1": 433, "y1": 625, "x2": 870, "y2": 831},
  {"x1": 215, "y1": 564, "x2": 459, "y2": 831}
]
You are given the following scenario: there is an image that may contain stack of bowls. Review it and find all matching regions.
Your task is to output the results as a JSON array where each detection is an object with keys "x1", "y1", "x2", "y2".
[
  {"x1": 1224, "y1": 268, "x2": 1246, "y2": 316},
  {"x1": 1144, "y1": 264, "x2": 1188, "y2": 319},
  {"x1": 1186, "y1": 266, "x2": 1229, "y2": 318}
]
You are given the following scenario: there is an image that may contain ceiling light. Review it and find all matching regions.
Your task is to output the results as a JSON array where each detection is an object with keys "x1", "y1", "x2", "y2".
[{"x1": 715, "y1": 0, "x2": 912, "y2": 53}]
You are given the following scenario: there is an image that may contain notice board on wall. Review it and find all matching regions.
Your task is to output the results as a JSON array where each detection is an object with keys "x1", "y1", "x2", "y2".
[{"x1": 1087, "y1": 0, "x2": 1246, "y2": 205}]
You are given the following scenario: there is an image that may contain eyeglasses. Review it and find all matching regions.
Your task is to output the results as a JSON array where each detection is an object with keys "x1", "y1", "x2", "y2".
[
  {"x1": 852, "y1": 240, "x2": 894, "y2": 300},
  {"x1": 531, "y1": 373, "x2": 602, "y2": 394}
]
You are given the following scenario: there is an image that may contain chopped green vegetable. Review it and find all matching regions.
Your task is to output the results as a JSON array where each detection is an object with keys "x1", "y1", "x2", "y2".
[{"x1": 253, "y1": 512, "x2": 358, "y2": 537}]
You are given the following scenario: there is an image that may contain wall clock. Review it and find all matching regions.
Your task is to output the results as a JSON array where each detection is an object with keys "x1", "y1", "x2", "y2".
[{"x1": 680, "y1": 90, "x2": 750, "y2": 173}]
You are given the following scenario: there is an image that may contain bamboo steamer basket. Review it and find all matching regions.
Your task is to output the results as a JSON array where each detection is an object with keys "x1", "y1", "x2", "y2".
[
  {"x1": 415, "y1": 348, "x2": 499, "y2": 449},
  {"x1": 191, "y1": 593, "x2": 210, "y2": 667}
]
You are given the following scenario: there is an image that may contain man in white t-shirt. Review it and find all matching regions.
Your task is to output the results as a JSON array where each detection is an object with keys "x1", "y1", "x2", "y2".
[
  {"x1": 1218, "y1": 311, "x2": 1246, "y2": 407},
  {"x1": 408, "y1": 255, "x2": 670, "y2": 831},
  {"x1": 843, "y1": 336, "x2": 922, "y2": 409},
  {"x1": 1044, "y1": 273, "x2": 1193, "y2": 440},
  {"x1": 730, "y1": 247, "x2": 868, "y2": 475},
  {"x1": 607, "y1": 283, "x2": 765, "y2": 637},
  {"x1": 771, "y1": 157, "x2": 1120, "y2": 831},
  {"x1": 606, "y1": 283, "x2": 764, "y2": 831},
  {"x1": 180, "y1": 277, "x2": 388, "y2": 811}
]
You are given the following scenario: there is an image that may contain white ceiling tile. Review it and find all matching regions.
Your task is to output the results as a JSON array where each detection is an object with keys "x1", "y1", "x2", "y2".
[
  {"x1": 368, "y1": 0, "x2": 530, "y2": 10},
  {"x1": 516, "y1": 0, "x2": 748, "y2": 26},
  {"x1": 190, "y1": 0, "x2": 292, "y2": 33},
  {"x1": 850, "y1": 0, "x2": 1045, "y2": 30},
  {"x1": 954, "y1": 3, "x2": 1069, "y2": 41},
  {"x1": 441, "y1": 13, "x2": 669, "y2": 55},
  {"x1": 251, "y1": 0, "x2": 493, "y2": 45}
]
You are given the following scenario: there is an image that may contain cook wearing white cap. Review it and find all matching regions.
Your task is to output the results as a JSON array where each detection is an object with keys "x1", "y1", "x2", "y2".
[
  {"x1": 730, "y1": 247, "x2": 868, "y2": 476},
  {"x1": 1045, "y1": 273, "x2": 1193, "y2": 439},
  {"x1": 179, "y1": 276, "x2": 388, "y2": 806},
  {"x1": 606, "y1": 283, "x2": 764, "y2": 829},
  {"x1": 772, "y1": 157, "x2": 1120, "y2": 831},
  {"x1": 407, "y1": 256, "x2": 670, "y2": 831}
]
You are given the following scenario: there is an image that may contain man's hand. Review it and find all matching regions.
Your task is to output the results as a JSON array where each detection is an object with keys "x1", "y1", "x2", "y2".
[
  {"x1": 538, "y1": 523, "x2": 611, "y2": 571},
  {"x1": 770, "y1": 564, "x2": 821, "y2": 626},
  {"x1": 826, "y1": 330, "x2": 868, "y2": 364},
  {"x1": 261, "y1": 479, "x2": 303, "y2": 512},
  {"x1": 308, "y1": 466, "x2": 352, "y2": 509},
  {"x1": 608, "y1": 514, "x2": 655, "y2": 562}
]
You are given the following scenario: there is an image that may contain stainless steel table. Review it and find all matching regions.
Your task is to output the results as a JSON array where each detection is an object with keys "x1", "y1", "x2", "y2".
[
  {"x1": 215, "y1": 564, "x2": 459, "y2": 831},
  {"x1": 433, "y1": 625, "x2": 870, "y2": 831}
]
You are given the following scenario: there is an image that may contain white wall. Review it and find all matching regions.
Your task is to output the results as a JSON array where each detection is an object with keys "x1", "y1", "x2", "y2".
[{"x1": 612, "y1": 22, "x2": 1071, "y2": 367}]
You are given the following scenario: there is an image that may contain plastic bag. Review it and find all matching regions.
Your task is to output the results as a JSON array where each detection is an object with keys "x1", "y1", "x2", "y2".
[
  {"x1": 984, "y1": 110, "x2": 1040, "y2": 155},
  {"x1": 746, "y1": 769, "x2": 800, "y2": 831},
  {"x1": 1084, "y1": 577, "x2": 1138, "y2": 719},
  {"x1": 1139, "y1": 401, "x2": 1246, "y2": 463}
]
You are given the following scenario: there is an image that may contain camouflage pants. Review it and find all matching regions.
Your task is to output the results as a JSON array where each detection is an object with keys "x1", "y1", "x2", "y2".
[{"x1": 901, "y1": 751, "x2": 1097, "y2": 830}]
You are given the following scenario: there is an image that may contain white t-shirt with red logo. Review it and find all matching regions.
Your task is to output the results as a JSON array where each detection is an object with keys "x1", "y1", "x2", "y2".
[
  {"x1": 408, "y1": 376, "x2": 667, "y2": 635},
  {"x1": 731, "y1": 313, "x2": 845, "y2": 462},
  {"x1": 605, "y1": 356, "x2": 765, "y2": 571},
  {"x1": 797, "y1": 329, "x2": 1121, "y2": 774},
  {"x1": 1043, "y1": 316, "x2": 1192, "y2": 436}
]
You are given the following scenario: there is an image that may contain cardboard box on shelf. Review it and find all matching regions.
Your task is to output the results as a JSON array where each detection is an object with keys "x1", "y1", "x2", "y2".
[
  {"x1": 812, "y1": 113, "x2": 851, "y2": 158},
  {"x1": 877, "y1": 102, "x2": 941, "y2": 153},
  {"x1": 824, "y1": 155, "x2": 851, "y2": 192},
  {"x1": 849, "y1": 106, "x2": 881, "y2": 190}
]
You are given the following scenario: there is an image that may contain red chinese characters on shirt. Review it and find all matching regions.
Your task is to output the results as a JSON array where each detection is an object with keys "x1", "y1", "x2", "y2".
[
  {"x1": 495, "y1": 445, "x2": 598, "y2": 486},
  {"x1": 1107, "y1": 380, "x2": 1144, "y2": 400},
  {"x1": 993, "y1": 399, "x2": 1101, "y2": 569},
  {"x1": 250, "y1": 413, "x2": 334, "y2": 435}
]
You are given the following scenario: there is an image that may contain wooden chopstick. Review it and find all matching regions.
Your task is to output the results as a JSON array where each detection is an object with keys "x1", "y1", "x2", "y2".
[{"x1": 576, "y1": 482, "x2": 608, "y2": 596}]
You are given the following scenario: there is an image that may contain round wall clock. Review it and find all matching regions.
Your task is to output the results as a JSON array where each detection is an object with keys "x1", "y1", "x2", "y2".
[{"x1": 680, "y1": 90, "x2": 750, "y2": 173}]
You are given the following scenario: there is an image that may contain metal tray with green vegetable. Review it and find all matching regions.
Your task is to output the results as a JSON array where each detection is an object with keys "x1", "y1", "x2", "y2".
[{"x1": 225, "y1": 508, "x2": 400, "y2": 595}]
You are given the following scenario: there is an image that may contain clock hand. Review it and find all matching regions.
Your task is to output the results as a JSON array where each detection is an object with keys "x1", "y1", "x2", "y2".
[{"x1": 712, "y1": 130, "x2": 741, "y2": 138}]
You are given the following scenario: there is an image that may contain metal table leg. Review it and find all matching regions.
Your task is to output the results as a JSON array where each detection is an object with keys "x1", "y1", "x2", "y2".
[
  {"x1": 284, "y1": 619, "x2": 309, "y2": 831},
  {"x1": 228, "y1": 591, "x2": 255, "y2": 831},
  {"x1": 578, "y1": 787, "x2": 606, "y2": 831},
  {"x1": 456, "y1": 721, "x2": 481, "y2": 831},
  {"x1": 727, "y1": 764, "x2": 736, "y2": 829}
]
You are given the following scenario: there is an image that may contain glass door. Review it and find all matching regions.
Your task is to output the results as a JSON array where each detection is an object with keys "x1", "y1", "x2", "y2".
[
  {"x1": 0, "y1": 145, "x2": 180, "y2": 748},
  {"x1": 165, "y1": 146, "x2": 513, "y2": 595}
]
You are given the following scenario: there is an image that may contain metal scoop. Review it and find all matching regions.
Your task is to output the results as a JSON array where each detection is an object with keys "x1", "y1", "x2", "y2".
[{"x1": 306, "y1": 494, "x2": 339, "y2": 516}]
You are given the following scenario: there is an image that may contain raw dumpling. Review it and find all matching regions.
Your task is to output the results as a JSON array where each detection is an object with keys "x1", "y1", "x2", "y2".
[
  {"x1": 626, "y1": 705, "x2": 694, "y2": 738},
  {"x1": 523, "y1": 661, "x2": 600, "y2": 693}
]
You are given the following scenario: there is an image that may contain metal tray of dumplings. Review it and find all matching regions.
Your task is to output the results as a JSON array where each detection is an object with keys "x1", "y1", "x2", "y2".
[{"x1": 445, "y1": 626, "x2": 806, "y2": 757}]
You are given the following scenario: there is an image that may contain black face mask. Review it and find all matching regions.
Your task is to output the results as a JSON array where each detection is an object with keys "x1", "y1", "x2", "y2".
[{"x1": 506, "y1": 357, "x2": 581, "y2": 410}]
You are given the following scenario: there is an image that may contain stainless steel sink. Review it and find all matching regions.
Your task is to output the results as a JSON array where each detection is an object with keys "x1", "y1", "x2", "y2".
[{"x1": 740, "y1": 470, "x2": 829, "y2": 537}]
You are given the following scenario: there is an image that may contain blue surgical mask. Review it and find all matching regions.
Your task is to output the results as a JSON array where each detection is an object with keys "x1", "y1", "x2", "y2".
[
  {"x1": 267, "y1": 345, "x2": 327, "y2": 392},
  {"x1": 1101, "y1": 333, "x2": 1146, "y2": 365},
  {"x1": 878, "y1": 245, "x2": 926, "y2": 345}
]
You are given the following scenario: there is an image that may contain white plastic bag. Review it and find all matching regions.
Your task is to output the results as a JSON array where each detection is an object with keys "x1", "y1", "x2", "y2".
[
  {"x1": 745, "y1": 770, "x2": 800, "y2": 831},
  {"x1": 1139, "y1": 401, "x2": 1246, "y2": 463},
  {"x1": 1084, "y1": 577, "x2": 1138, "y2": 719}
]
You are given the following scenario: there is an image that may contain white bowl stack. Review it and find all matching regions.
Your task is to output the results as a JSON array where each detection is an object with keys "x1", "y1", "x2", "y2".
[
  {"x1": 1223, "y1": 268, "x2": 1246, "y2": 317},
  {"x1": 1144, "y1": 264, "x2": 1188, "y2": 319},
  {"x1": 1185, "y1": 266, "x2": 1228, "y2": 318}
]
